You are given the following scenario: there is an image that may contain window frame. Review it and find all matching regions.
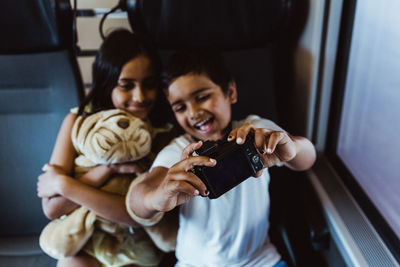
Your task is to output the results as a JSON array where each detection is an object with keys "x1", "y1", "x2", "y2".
[{"x1": 325, "y1": 0, "x2": 400, "y2": 260}]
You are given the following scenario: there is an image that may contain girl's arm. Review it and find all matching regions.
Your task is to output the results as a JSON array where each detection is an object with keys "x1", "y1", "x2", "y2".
[
  {"x1": 39, "y1": 167, "x2": 140, "y2": 227},
  {"x1": 41, "y1": 162, "x2": 118, "y2": 217},
  {"x1": 77, "y1": 161, "x2": 147, "y2": 188},
  {"x1": 41, "y1": 112, "x2": 80, "y2": 219},
  {"x1": 39, "y1": 113, "x2": 140, "y2": 227},
  {"x1": 77, "y1": 165, "x2": 114, "y2": 187}
]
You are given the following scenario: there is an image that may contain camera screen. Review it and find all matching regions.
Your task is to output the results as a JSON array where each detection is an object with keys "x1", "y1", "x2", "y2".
[{"x1": 203, "y1": 150, "x2": 251, "y2": 194}]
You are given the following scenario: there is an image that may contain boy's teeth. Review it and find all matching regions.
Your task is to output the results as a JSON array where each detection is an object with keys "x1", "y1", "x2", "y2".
[
  {"x1": 195, "y1": 118, "x2": 213, "y2": 132},
  {"x1": 200, "y1": 124, "x2": 210, "y2": 131},
  {"x1": 196, "y1": 119, "x2": 209, "y2": 127}
]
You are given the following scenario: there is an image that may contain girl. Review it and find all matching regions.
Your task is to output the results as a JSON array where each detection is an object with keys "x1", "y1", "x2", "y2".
[{"x1": 37, "y1": 29, "x2": 175, "y2": 267}]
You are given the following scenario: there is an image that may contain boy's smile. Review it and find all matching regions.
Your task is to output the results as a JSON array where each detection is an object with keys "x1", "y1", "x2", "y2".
[{"x1": 167, "y1": 73, "x2": 237, "y2": 141}]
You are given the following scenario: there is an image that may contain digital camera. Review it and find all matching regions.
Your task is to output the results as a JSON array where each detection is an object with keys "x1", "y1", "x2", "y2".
[{"x1": 191, "y1": 134, "x2": 264, "y2": 199}]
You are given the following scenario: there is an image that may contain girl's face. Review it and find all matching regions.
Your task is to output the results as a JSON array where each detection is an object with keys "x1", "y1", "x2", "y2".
[
  {"x1": 167, "y1": 73, "x2": 237, "y2": 141},
  {"x1": 111, "y1": 55, "x2": 158, "y2": 120}
]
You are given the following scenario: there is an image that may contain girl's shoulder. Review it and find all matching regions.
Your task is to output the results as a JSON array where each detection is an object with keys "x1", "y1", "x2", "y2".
[{"x1": 62, "y1": 111, "x2": 78, "y2": 125}]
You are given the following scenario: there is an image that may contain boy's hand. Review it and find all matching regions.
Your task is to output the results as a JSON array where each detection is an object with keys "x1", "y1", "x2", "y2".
[
  {"x1": 150, "y1": 141, "x2": 215, "y2": 212},
  {"x1": 228, "y1": 123, "x2": 296, "y2": 171}
]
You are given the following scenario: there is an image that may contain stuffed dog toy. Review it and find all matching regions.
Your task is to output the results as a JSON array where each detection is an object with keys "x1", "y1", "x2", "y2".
[{"x1": 39, "y1": 109, "x2": 176, "y2": 264}]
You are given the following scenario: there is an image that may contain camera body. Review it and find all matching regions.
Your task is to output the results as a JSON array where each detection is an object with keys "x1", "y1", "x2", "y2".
[{"x1": 191, "y1": 134, "x2": 264, "y2": 199}]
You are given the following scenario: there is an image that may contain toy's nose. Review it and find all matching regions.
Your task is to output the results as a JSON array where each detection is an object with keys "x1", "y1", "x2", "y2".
[{"x1": 117, "y1": 119, "x2": 130, "y2": 129}]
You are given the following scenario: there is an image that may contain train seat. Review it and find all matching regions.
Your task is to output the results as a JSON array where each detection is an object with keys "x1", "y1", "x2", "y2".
[
  {"x1": 125, "y1": 0, "x2": 329, "y2": 266},
  {"x1": 0, "y1": 0, "x2": 84, "y2": 266}
]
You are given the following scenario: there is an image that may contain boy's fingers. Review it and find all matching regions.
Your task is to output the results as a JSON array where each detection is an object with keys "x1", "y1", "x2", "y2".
[
  {"x1": 166, "y1": 168, "x2": 209, "y2": 196},
  {"x1": 170, "y1": 156, "x2": 217, "y2": 196},
  {"x1": 181, "y1": 141, "x2": 203, "y2": 160},
  {"x1": 254, "y1": 128, "x2": 269, "y2": 154},
  {"x1": 253, "y1": 169, "x2": 264, "y2": 178},
  {"x1": 235, "y1": 123, "x2": 255, "y2": 144},
  {"x1": 166, "y1": 179, "x2": 202, "y2": 197},
  {"x1": 175, "y1": 156, "x2": 216, "y2": 172},
  {"x1": 169, "y1": 170, "x2": 209, "y2": 195},
  {"x1": 267, "y1": 131, "x2": 286, "y2": 153},
  {"x1": 227, "y1": 128, "x2": 238, "y2": 141}
]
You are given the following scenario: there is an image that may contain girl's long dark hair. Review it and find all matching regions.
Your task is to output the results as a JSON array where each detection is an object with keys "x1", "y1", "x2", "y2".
[{"x1": 78, "y1": 29, "x2": 173, "y2": 127}]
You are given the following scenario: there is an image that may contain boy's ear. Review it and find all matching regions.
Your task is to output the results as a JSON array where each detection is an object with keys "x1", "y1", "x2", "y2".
[{"x1": 227, "y1": 81, "x2": 238, "y2": 104}]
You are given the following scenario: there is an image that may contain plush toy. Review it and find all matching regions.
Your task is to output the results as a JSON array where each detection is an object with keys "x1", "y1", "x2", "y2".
[{"x1": 39, "y1": 109, "x2": 177, "y2": 265}]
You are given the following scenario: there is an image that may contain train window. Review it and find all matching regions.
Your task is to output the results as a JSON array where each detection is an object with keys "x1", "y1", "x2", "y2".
[{"x1": 327, "y1": 0, "x2": 400, "y2": 257}]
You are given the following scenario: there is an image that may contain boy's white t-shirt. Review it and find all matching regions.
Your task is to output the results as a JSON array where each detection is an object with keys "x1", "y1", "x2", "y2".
[{"x1": 151, "y1": 115, "x2": 283, "y2": 267}]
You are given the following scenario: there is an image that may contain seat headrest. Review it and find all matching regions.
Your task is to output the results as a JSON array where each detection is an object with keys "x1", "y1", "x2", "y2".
[
  {"x1": 127, "y1": 0, "x2": 293, "y2": 50},
  {"x1": 0, "y1": 0, "x2": 73, "y2": 54}
]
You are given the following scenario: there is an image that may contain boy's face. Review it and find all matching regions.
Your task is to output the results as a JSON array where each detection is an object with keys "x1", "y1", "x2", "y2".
[{"x1": 167, "y1": 73, "x2": 237, "y2": 141}]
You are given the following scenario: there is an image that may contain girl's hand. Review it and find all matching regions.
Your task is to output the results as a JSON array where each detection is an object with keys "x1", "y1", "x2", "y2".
[
  {"x1": 150, "y1": 141, "x2": 215, "y2": 212},
  {"x1": 228, "y1": 123, "x2": 297, "y2": 174},
  {"x1": 108, "y1": 159, "x2": 149, "y2": 176},
  {"x1": 109, "y1": 162, "x2": 144, "y2": 175},
  {"x1": 37, "y1": 164, "x2": 68, "y2": 198}
]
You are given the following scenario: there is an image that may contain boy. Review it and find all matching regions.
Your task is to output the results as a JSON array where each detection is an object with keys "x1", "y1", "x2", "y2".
[{"x1": 126, "y1": 49, "x2": 316, "y2": 267}]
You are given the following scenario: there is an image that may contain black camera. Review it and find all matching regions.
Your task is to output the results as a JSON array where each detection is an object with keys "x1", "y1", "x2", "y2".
[{"x1": 191, "y1": 134, "x2": 264, "y2": 199}]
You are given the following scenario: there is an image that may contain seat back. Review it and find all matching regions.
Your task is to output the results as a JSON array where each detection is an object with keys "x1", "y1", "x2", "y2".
[
  {"x1": 0, "y1": 0, "x2": 84, "y2": 264},
  {"x1": 125, "y1": 3, "x2": 332, "y2": 266},
  {"x1": 126, "y1": 1, "x2": 301, "y2": 266},
  {"x1": 126, "y1": 0, "x2": 294, "y2": 123}
]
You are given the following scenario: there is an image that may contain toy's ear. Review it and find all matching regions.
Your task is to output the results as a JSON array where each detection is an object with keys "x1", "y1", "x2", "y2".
[
  {"x1": 71, "y1": 112, "x2": 103, "y2": 156},
  {"x1": 227, "y1": 81, "x2": 237, "y2": 104}
]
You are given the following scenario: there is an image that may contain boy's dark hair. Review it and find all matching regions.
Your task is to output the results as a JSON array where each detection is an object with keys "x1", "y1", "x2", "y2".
[
  {"x1": 79, "y1": 29, "x2": 172, "y2": 127},
  {"x1": 163, "y1": 48, "x2": 234, "y2": 94}
]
